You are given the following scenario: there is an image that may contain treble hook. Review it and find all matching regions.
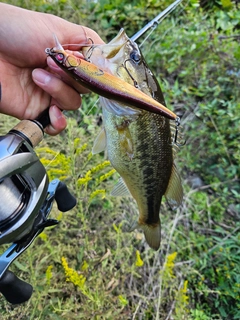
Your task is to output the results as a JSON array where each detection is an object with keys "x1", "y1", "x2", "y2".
[
  {"x1": 123, "y1": 59, "x2": 140, "y2": 88},
  {"x1": 169, "y1": 117, "x2": 186, "y2": 147},
  {"x1": 83, "y1": 38, "x2": 95, "y2": 62}
]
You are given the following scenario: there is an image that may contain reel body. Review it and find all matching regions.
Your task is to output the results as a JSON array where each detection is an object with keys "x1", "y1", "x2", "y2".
[
  {"x1": 0, "y1": 119, "x2": 76, "y2": 304},
  {"x1": 0, "y1": 130, "x2": 49, "y2": 245}
]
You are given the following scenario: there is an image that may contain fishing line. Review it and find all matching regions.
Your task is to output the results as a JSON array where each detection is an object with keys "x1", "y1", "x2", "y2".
[
  {"x1": 139, "y1": 0, "x2": 188, "y2": 49},
  {"x1": 131, "y1": 0, "x2": 184, "y2": 43}
]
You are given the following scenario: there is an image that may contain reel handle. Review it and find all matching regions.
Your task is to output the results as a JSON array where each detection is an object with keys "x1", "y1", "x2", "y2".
[
  {"x1": 0, "y1": 270, "x2": 33, "y2": 304},
  {"x1": 55, "y1": 181, "x2": 77, "y2": 212}
]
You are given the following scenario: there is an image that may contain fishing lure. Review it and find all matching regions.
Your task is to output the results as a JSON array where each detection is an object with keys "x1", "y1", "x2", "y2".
[{"x1": 45, "y1": 36, "x2": 177, "y2": 120}]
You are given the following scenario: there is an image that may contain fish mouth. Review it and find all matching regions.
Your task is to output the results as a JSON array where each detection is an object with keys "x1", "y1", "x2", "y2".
[{"x1": 82, "y1": 28, "x2": 128, "y2": 61}]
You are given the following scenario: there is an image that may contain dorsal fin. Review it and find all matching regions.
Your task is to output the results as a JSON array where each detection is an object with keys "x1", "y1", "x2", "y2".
[
  {"x1": 92, "y1": 128, "x2": 107, "y2": 154},
  {"x1": 165, "y1": 163, "x2": 183, "y2": 209},
  {"x1": 111, "y1": 177, "x2": 131, "y2": 197}
]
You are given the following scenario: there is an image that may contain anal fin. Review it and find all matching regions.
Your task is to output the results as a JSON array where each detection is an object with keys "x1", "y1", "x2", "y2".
[{"x1": 111, "y1": 177, "x2": 131, "y2": 197}]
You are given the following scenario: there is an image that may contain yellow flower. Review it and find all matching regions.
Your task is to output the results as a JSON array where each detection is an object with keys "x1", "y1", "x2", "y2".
[
  {"x1": 164, "y1": 252, "x2": 177, "y2": 278},
  {"x1": 77, "y1": 170, "x2": 92, "y2": 186},
  {"x1": 73, "y1": 137, "x2": 81, "y2": 149},
  {"x1": 135, "y1": 250, "x2": 144, "y2": 267},
  {"x1": 39, "y1": 232, "x2": 48, "y2": 241},
  {"x1": 89, "y1": 189, "x2": 106, "y2": 201},
  {"x1": 118, "y1": 295, "x2": 128, "y2": 306},
  {"x1": 87, "y1": 152, "x2": 92, "y2": 161},
  {"x1": 90, "y1": 161, "x2": 111, "y2": 174},
  {"x1": 181, "y1": 280, "x2": 189, "y2": 301},
  {"x1": 61, "y1": 257, "x2": 86, "y2": 290},
  {"x1": 175, "y1": 280, "x2": 189, "y2": 315},
  {"x1": 97, "y1": 169, "x2": 116, "y2": 183},
  {"x1": 76, "y1": 143, "x2": 88, "y2": 156},
  {"x1": 81, "y1": 260, "x2": 89, "y2": 272},
  {"x1": 46, "y1": 265, "x2": 53, "y2": 285}
]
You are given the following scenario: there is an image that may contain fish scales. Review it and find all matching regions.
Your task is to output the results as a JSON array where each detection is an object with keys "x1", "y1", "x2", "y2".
[
  {"x1": 83, "y1": 29, "x2": 183, "y2": 250},
  {"x1": 103, "y1": 110, "x2": 173, "y2": 222}
]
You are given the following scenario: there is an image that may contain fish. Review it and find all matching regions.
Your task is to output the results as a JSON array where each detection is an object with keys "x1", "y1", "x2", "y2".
[{"x1": 82, "y1": 29, "x2": 183, "y2": 250}]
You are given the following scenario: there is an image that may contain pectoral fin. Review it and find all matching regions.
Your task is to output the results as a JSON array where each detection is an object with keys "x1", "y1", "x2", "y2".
[
  {"x1": 92, "y1": 128, "x2": 107, "y2": 154},
  {"x1": 116, "y1": 122, "x2": 134, "y2": 160},
  {"x1": 165, "y1": 163, "x2": 183, "y2": 209}
]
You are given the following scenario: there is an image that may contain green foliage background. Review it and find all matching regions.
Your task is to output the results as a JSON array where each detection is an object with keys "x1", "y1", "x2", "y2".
[{"x1": 0, "y1": 0, "x2": 239, "y2": 319}]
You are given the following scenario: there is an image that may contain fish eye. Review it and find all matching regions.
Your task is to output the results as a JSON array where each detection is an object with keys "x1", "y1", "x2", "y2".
[{"x1": 130, "y1": 50, "x2": 141, "y2": 64}]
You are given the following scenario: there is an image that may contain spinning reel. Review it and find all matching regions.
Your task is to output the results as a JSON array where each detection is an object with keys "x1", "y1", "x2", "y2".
[{"x1": 0, "y1": 111, "x2": 76, "y2": 304}]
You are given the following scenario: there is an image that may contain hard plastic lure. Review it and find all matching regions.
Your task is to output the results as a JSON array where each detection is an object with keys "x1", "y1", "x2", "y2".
[{"x1": 45, "y1": 36, "x2": 177, "y2": 120}]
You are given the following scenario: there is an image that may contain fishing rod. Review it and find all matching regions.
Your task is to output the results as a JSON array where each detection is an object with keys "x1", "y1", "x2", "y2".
[
  {"x1": 0, "y1": 0, "x2": 182, "y2": 305},
  {"x1": 131, "y1": 0, "x2": 183, "y2": 42}
]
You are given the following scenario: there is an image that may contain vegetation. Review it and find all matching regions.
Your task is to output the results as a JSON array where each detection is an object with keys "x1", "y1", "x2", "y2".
[{"x1": 0, "y1": 0, "x2": 239, "y2": 319}]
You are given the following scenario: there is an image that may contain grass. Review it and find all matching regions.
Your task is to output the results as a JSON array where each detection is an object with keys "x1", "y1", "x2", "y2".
[
  {"x1": 0, "y1": 114, "x2": 191, "y2": 320},
  {"x1": 0, "y1": 108, "x2": 187, "y2": 318},
  {"x1": 0, "y1": 0, "x2": 240, "y2": 319}
]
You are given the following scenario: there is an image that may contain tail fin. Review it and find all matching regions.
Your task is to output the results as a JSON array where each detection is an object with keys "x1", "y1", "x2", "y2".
[{"x1": 141, "y1": 223, "x2": 161, "y2": 251}]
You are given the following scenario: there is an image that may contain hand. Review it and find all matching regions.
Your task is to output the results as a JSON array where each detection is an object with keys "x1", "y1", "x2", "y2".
[{"x1": 0, "y1": 3, "x2": 104, "y2": 135}]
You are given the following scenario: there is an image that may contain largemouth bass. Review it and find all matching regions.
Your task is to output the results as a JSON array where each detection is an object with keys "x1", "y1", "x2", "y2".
[{"x1": 82, "y1": 29, "x2": 183, "y2": 250}]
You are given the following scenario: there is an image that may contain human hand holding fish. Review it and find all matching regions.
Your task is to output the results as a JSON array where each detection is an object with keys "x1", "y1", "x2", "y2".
[{"x1": 0, "y1": 2, "x2": 104, "y2": 135}]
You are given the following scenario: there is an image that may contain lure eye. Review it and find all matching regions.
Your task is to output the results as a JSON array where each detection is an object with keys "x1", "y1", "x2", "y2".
[
  {"x1": 56, "y1": 53, "x2": 64, "y2": 61},
  {"x1": 130, "y1": 50, "x2": 141, "y2": 64}
]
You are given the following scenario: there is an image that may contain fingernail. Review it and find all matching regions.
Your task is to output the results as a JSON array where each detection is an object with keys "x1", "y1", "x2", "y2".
[
  {"x1": 32, "y1": 69, "x2": 51, "y2": 85},
  {"x1": 51, "y1": 105, "x2": 63, "y2": 120}
]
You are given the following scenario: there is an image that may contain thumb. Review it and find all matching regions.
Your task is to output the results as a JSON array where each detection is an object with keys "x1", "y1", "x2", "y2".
[{"x1": 45, "y1": 105, "x2": 67, "y2": 136}]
